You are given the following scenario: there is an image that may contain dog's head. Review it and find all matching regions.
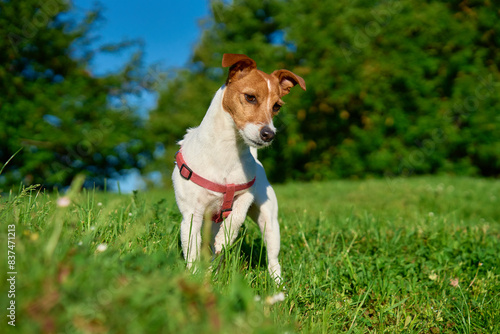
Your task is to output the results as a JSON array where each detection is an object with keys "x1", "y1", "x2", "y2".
[{"x1": 221, "y1": 53, "x2": 306, "y2": 148}]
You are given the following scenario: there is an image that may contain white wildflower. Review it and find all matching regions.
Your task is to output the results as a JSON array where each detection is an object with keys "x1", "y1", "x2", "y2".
[
  {"x1": 57, "y1": 196, "x2": 71, "y2": 207},
  {"x1": 265, "y1": 292, "x2": 285, "y2": 306},
  {"x1": 96, "y1": 243, "x2": 108, "y2": 253}
]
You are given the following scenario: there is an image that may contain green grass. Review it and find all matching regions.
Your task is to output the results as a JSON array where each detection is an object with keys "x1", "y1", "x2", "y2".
[{"x1": 1, "y1": 176, "x2": 499, "y2": 333}]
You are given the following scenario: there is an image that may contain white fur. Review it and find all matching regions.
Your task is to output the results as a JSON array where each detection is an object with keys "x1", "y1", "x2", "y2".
[
  {"x1": 239, "y1": 122, "x2": 276, "y2": 148},
  {"x1": 172, "y1": 86, "x2": 283, "y2": 284},
  {"x1": 267, "y1": 78, "x2": 273, "y2": 112}
]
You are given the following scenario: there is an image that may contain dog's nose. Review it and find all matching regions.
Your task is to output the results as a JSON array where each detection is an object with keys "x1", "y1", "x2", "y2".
[{"x1": 260, "y1": 126, "x2": 275, "y2": 142}]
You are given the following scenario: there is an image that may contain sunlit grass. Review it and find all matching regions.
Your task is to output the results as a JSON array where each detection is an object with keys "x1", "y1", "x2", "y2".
[{"x1": 1, "y1": 176, "x2": 499, "y2": 333}]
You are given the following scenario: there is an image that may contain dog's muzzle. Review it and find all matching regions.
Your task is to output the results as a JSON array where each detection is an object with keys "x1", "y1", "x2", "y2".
[{"x1": 260, "y1": 126, "x2": 275, "y2": 142}]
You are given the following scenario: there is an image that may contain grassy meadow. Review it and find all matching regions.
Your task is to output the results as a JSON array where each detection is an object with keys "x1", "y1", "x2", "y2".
[{"x1": 1, "y1": 176, "x2": 499, "y2": 333}]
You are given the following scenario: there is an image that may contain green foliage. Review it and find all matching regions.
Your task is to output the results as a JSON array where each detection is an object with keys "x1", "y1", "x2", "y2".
[
  {"x1": 1, "y1": 176, "x2": 499, "y2": 332},
  {"x1": 150, "y1": 0, "x2": 500, "y2": 182},
  {"x1": 0, "y1": 0, "x2": 152, "y2": 189}
]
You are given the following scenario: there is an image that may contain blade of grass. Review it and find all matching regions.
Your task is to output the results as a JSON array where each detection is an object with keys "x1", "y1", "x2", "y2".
[
  {"x1": 0, "y1": 147, "x2": 22, "y2": 175},
  {"x1": 347, "y1": 284, "x2": 372, "y2": 333}
]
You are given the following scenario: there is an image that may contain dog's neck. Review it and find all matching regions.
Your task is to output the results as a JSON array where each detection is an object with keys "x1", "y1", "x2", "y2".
[
  {"x1": 199, "y1": 86, "x2": 242, "y2": 146},
  {"x1": 179, "y1": 87, "x2": 255, "y2": 184}
]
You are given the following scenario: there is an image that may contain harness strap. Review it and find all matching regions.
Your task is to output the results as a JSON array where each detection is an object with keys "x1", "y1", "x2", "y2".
[
  {"x1": 219, "y1": 184, "x2": 235, "y2": 222},
  {"x1": 175, "y1": 149, "x2": 256, "y2": 223}
]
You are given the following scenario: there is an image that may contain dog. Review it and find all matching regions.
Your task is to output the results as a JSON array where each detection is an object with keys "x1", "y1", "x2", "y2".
[{"x1": 172, "y1": 53, "x2": 306, "y2": 284}]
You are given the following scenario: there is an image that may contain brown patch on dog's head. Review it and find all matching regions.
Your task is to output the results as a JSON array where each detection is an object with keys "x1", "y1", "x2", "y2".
[
  {"x1": 221, "y1": 54, "x2": 306, "y2": 128},
  {"x1": 272, "y1": 69, "x2": 307, "y2": 96},
  {"x1": 221, "y1": 53, "x2": 306, "y2": 147}
]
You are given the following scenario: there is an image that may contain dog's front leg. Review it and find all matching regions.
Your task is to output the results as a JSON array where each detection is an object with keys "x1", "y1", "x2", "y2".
[
  {"x1": 248, "y1": 184, "x2": 282, "y2": 285},
  {"x1": 180, "y1": 210, "x2": 204, "y2": 271},
  {"x1": 213, "y1": 192, "x2": 254, "y2": 254}
]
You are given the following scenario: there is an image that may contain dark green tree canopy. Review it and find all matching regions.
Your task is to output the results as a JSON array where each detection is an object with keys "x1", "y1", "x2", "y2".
[
  {"x1": 0, "y1": 0, "x2": 152, "y2": 189},
  {"x1": 2, "y1": 0, "x2": 498, "y2": 189}
]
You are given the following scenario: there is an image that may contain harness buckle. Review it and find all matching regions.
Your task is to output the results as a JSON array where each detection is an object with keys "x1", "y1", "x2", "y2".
[{"x1": 179, "y1": 164, "x2": 193, "y2": 180}]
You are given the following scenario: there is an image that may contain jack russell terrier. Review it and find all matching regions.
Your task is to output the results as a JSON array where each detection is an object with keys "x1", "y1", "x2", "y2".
[{"x1": 172, "y1": 53, "x2": 306, "y2": 284}]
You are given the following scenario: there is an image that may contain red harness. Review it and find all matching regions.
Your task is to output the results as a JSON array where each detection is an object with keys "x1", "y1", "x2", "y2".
[{"x1": 175, "y1": 150, "x2": 256, "y2": 223}]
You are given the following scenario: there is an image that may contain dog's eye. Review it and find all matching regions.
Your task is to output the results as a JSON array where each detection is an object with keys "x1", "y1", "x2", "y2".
[
  {"x1": 273, "y1": 103, "x2": 281, "y2": 112},
  {"x1": 245, "y1": 94, "x2": 257, "y2": 104}
]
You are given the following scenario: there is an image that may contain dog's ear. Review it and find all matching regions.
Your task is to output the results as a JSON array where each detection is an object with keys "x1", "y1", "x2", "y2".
[
  {"x1": 222, "y1": 53, "x2": 257, "y2": 84},
  {"x1": 272, "y1": 69, "x2": 306, "y2": 96}
]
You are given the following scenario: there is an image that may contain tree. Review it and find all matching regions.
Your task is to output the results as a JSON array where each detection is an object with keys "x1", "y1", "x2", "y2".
[
  {"x1": 0, "y1": 0, "x2": 152, "y2": 189},
  {"x1": 149, "y1": 0, "x2": 500, "y2": 182}
]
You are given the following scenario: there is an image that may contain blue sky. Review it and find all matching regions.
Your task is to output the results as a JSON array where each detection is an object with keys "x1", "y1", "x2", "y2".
[{"x1": 75, "y1": 0, "x2": 210, "y2": 73}]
